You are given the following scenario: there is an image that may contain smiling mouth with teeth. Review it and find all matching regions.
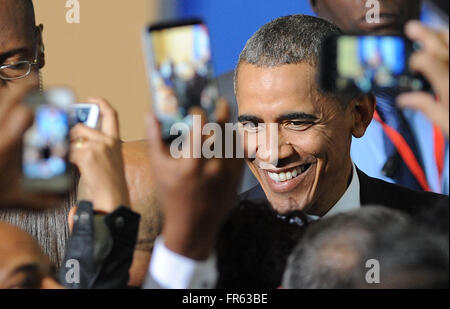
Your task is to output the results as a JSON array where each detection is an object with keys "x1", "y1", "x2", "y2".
[{"x1": 267, "y1": 164, "x2": 312, "y2": 183}]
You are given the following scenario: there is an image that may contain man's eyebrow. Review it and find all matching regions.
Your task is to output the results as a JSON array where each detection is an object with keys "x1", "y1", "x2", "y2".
[
  {"x1": 238, "y1": 115, "x2": 264, "y2": 123},
  {"x1": 277, "y1": 112, "x2": 318, "y2": 122},
  {"x1": 12, "y1": 263, "x2": 41, "y2": 276},
  {"x1": 0, "y1": 47, "x2": 29, "y2": 62}
]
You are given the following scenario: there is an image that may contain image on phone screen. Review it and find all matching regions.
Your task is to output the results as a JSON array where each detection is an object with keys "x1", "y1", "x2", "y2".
[
  {"x1": 70, "y1": 104, "x2": 100, "y2": 128},
  {"x1": 145, "y1": 20, "x2": 219, "y2": 140},
  {"x1": 23, "y1": 105, "x2": 70, "y2": 180},
  {"x1": 320, "y1": 35, "x2": 429, "y2": 94}
]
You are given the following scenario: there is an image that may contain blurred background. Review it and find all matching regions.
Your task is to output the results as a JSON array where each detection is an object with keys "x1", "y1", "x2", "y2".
[{"x1": 34, "y1": 0, "x2": 447, "y2": 141}]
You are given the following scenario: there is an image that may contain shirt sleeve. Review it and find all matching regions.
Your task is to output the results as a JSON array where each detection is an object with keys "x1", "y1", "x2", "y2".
[{"x1": 148, "y1": 236, "x2": 218, "y2": 289}]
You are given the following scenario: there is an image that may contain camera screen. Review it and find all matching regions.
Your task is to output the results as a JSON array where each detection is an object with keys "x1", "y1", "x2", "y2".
[
  {"x1": 23, "y1": 105, "x2": 69, "y2": 180},
  {"x1": 148, "y1": 23, "x2": 218, "y2": 133},
  {"x1": 336, "y1": 36, "x2": 424, "y2": 92},
  {"x1": 74, "y1": 107, "x2": 91, "y2": 124},
  {"x1": 70, "y1": 106, "x2": 92, "y2": 126}
]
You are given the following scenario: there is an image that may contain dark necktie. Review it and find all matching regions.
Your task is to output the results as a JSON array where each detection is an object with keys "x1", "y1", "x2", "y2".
[{"x1": 375, "y1": 90, "x2": 424, "y2": 190}]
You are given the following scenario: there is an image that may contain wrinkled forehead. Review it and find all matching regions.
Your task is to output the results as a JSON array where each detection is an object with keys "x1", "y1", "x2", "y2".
[
  {"x1": 235, "y1": 62, "x2": 327, "y2": 110},
  {"x1": 0, "y1": 1, "x2": 35, "y2": 51}
]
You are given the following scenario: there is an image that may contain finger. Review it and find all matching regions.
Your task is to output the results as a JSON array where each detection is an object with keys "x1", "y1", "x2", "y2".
[
  {"x1": 0, "y1": 79, "x2": 36, "y2": 123},
  {"x1": 215, "y1": 98, "x2": 230, "y2": 126},
  {"x1": 406, "y1": 21, "x2": 449, "y2": 62},
  {"x1": 410, "y1": 52, "x2": 449, "y2": 98},
  {"x1": 188, "y1": 107, "x2": 207, "y2": 159},
  {"x1": 397, "y1": 92, "x2": 449, "y2": 136},
  {"x1": 87, "y1": 97, "x2": 120, "y2": 138},
  {"x1": 70, "y1": 123, "x2": 109, "y2": 143},
  {"x1": 0, "y1": 104, "x2": 33, "y2": 151},
  {"x1": 68, "y1": 206, "x2": 78, "y2": 234},
  {"x1": 146, "y1": 113, "x2": 170, "y2": 162},
  {"x1": 397, "y1": 92, "x2": 437, "y2": 112},
  {"x1": 69, "y1": 139, "x2": 96, "y2": 165},
  {"x1": 439, "y1": 31, "x2": 449, "y2": 48}
]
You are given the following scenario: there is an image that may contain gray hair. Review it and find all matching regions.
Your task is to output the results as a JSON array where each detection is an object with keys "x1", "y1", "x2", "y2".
[
  {"x1": 234, "y1": 15, "x2": 358, "y2": 104},
  {"x1": 0, "y1": 202, "x2": 72, "y2": 268},
  {"x1": 282, "y1": 206, "x2": 449, "y2": 289},
  {"x1": 238, "y1": 14, "x2": 341, "y2": 68},
  {"x1": 0, "y1": 170, "x2": 79, "y2": 269}
]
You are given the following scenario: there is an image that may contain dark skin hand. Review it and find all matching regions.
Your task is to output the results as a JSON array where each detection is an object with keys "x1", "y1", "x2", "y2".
[
  {"x1": 0, "y1": 83, "x2": 33, "y2": 205},
  {"x1": 70, "y1": 98, "x2": 131, "y2": 214},
  {"x1": 0, "y1": 84, "x2": 68, "y2": 209},
  {"x1": 0, "y1": 82, "x2": 69, "y2": 209},
  {"x1": 147, "y1": 100, "x2": 244, "y2": 260},
  {"x1": 310, "y1": 0, "x2": 423, "y2": 35}
]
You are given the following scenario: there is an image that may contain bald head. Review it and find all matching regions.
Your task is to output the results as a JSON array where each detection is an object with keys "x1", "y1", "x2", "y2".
[
  {"x1": 0, "y1": 222, "x2": 45, "y2": 262},
  {"x1": 0, "y1": 0, "x2": 36, "y2": 40},
  {"x1": 0, "y1": 222, "x2": 55, "y2": 289},
  {"x1": 0, "y1": 0, "x2": 43, "y2": 97}
]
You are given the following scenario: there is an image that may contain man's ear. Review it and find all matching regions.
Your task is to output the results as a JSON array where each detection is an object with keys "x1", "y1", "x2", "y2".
[
  {"x1": 351, "y1": 93, "x2": 375, "y2": 138},
  {"x1": 36, "y1": 24, "x2": 45, "y2": 69}
]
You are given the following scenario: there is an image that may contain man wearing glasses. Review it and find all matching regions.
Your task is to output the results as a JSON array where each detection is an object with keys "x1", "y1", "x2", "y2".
[{"x1": 0, "y1": 0, "x2": 44, "y2": 96}]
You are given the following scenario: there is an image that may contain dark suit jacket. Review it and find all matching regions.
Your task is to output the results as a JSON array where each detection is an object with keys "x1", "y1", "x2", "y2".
[{"x1": 216, "y1": 168, "x2": 449, "y2": 288}]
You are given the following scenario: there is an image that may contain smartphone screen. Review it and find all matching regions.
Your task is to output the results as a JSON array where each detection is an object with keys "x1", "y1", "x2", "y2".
[
  {"x1": 144, "y1": 19, "x2": 219, "y2": 140},
  {"x1": 23, "y1": 104, "x2": 71, "y2": 192},
  {"x1": 320, "y1": 35, "x2": 429, "y2": 94},
  {"x1": 70, "y1": 104, "x2": 100, "y2": 128}
]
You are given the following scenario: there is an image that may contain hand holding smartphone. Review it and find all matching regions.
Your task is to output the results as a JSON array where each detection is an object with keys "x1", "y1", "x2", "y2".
[
  {"x1": 22, "y1": 88, "x2": 75, "y2": 194},
  {"x1": 142, "y1": 19, "x2": 219, "y2": 141},
  {"x1": 319, "y1": 35, "x2": 431, "y2": 94}
]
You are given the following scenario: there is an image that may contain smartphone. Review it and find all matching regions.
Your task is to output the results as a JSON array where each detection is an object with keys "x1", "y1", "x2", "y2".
[
  {"x1": 22, "y1": 89, "x2": 74, "y2": 193},
  {"x1": 142, "y1": 19, "x2": 219, "y2": 141},
  {"x1": 319, "y1": 35, "x2": 430, "y2": 94},
  {"x1": 70, "y1": 104, "x2": 100, "y2": 128}
]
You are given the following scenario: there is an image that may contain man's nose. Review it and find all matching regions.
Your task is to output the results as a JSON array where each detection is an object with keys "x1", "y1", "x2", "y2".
[{"x1": 255, "y1": 125, "x2": 295, "y2": 167}]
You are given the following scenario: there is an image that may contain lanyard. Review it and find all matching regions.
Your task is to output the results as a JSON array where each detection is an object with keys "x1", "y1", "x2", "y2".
[
  {"x1": 374, "y1": 110, "x2": 441, "y2": 192},
  {"x1": 433, "y1": 125, "x2": 446, "y2": 187}
]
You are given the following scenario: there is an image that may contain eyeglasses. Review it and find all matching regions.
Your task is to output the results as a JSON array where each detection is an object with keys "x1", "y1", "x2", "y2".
[{"x1": 0, "y1": 48, "x2": 39, "y2": 81}]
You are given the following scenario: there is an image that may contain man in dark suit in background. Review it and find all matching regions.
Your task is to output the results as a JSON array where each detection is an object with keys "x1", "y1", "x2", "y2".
[
  {"x1": 144, "y1": 15, "x2": 448, "y2": 289},
  {"x1": 309, "y1": 0, "x2": 449, "y2": 194}
]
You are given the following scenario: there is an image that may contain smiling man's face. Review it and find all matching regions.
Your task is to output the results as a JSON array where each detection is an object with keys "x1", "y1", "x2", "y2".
[{"x1": 237, "y1": 62, "x2": 362, "y2": 216}]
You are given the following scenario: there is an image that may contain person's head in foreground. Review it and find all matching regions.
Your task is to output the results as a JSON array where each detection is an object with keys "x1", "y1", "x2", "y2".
[
  {"x1": 0, "y1": 222, "x2": 63, "y2": 289},
  {"x1": 236, "y1": 14, "x2": 374, "y2": 216},
  {"x1": 309, "y1": 0, "x2": 423, "y2": 35},
  {"x1": 0, "y1": 0, "x2": 44, "y2": 97},
  {"x1": 282, "y1": 207, "x2": 449, "y2": 289}
]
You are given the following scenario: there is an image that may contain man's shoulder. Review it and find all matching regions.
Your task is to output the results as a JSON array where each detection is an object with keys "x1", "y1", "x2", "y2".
[
  {"x1": 358, "y1": 168, "x2": 448, "y2": 206},
  {"x1": 358, "y1": 169, "x2": 449, "y2": 234}
]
